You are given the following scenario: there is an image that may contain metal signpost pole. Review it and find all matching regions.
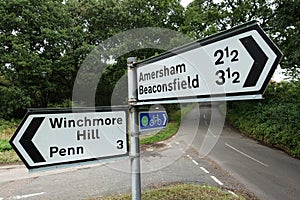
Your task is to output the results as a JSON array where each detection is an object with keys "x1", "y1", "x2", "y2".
[{"x1": 127, "y1": 57, "x2": 141, "y2": 200}]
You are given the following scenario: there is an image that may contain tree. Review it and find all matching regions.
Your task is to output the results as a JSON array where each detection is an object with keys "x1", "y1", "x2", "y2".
[
  {"x1": 0, "y1": 0, "x2": 78, "y2": 108},
  {"x1": 269, "y1": 0, "x2": 300, "y2": 79},
  {"x1": 182, "y1": 0, "x2": 299, "y2": 79},
  {"x1": 181, "y1": 0, "x2": 273, "y2": 39},
  {"x1": 217, "y1": 0, "x2": 272, "y2": 29},
  {"x1": 0, "y1": 85, "x2": 31, "y2": 119},
  {"x1": 0, "y1": 0, "x2": 187, "y2": 114},
  {"x1": 72, "y1": 0, "x2": 187, "y2": 106},
  {"x1": 0, "y1": 0, "x2": 99, "y2": 110},
  {"x1": 180, "y1": 0, "x2": 220, "y2": 39}
]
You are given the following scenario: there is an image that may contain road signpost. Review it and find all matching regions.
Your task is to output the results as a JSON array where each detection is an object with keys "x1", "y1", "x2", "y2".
[
  {"x1": 127, "y1": 21, "x2": 282, "y2": 200},
  {"x1": 134, "y1": 21, "x2": 282, "y2": 105},
  {"x1": 139, "y1": 111, "x2": 168, "y2": 132},
  {"x1": 10, "y1": 108, "x2": 128, "y2": 170},
  {"x1": 9, "y1": 21, "x2": 282, "y2": 200}
]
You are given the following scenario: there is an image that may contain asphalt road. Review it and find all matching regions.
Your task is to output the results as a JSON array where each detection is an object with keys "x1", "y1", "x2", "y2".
[
  {"x1": 0, "y1": 108, "x2": 246, "y2": 200},
  {"x1": 191, "y1": 104, "x2": 300, "y2": 200},
  {"x1": 0, "y1": 104, "x2": 299, "y2": 199}
]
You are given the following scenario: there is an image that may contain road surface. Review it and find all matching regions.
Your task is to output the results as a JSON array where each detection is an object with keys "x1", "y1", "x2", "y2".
[
  {"x1": 191, "y1": 104, "x2": 300, "y2": 200},
  {"x1": 0, "y1": 109, "x2": 247, "y2": 200},
  {"x1": 1, "y1": 104, "x2": 299, "y2": 199}
]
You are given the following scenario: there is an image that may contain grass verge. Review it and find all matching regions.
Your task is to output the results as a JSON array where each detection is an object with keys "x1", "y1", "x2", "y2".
[
  {"x1": 94, "y1": 183, "x2": 244, "y2": 200},
  {"x1": 140, "y1": 103, "x2": 195, "y2": 145},
  {"x1": 0, "y1": 119, "x2": 21, "y2": 163},
  {"x1": 0, "y1": 150, "x2": 20, "y2": 163}
]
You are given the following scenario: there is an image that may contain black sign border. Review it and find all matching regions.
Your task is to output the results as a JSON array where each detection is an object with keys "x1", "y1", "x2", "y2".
[
  {"x1": 134, "y1": 21, "x2": 283, "y2": 104},
  {"x1": 9, "y1": 106, "x2": 129, "y2": 170}
]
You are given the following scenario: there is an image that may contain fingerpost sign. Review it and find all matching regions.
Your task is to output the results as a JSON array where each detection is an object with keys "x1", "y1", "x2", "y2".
[
  {"x1": 10, "y1": 108, "x2": 128, "y2": 170},
  {"x1": 134, "y1": 21, "x2": 282, "y2": 105}
]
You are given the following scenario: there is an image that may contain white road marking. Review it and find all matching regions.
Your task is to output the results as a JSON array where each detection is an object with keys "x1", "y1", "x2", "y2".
[
  {"x1": 192, "y1": 160, "x2": 198, "y2": 166},
  {"x1": 0, "y1": 197, "x2": 4, "y2": 200},
  {"x1": 202, "y1": 113, "x2": 217, "y2": 138},
  {"x1": 227, "y1": 190, "x2": 238, "y2": 197},
  {"x1": 186, "y1": 154, "x2": 225, "y2": 188},
  {"x1": 200, "y1": 167, "x2": 209, "y2": 174},
  {"x1": 187, "y1": 155, "x2": 199, "y2": 166},
  {"x1": 207, "y1": 128, "x2": 217, "y2": 138},
  {"x1": 211, "y1": 176, "x2": 223, "y2": 186},
  {"x1": 9, "y1": 192, "x2": 45, "y2": 199},
  {"x1": 203, "y1": 119, "x2": 216, "y2": 138},
  {"x1": 225, "y1": 143, "x2": 269, "y2": 167}
]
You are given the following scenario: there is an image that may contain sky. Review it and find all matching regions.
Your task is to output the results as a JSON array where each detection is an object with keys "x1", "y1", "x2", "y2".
[{"x1": 180, "y1": 0, "x2": 193, "y2": 7}]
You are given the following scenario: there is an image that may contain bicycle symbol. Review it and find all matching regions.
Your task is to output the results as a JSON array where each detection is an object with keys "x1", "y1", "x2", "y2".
[{"x1": 149, "y1": 114, "x2": 162, "y2": 126}]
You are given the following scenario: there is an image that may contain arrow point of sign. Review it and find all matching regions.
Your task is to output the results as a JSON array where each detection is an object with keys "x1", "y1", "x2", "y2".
[
  {"x1": 19, "y1": 117, "x2": 46, "y2": 163},
  {"x1": 240, "y1": 36, "x2": 268, "y2": 88},
  {"x1": 163, "y1": 113, "x2": 168, "y2": 126}
]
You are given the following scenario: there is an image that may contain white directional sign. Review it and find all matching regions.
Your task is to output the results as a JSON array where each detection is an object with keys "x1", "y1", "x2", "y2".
[
  {"x1": 135, "y1": 21, "x2": 282, "y2": 104},
  {"x1": 10, "y1": 108, "x2": 128, "y2": 170}
]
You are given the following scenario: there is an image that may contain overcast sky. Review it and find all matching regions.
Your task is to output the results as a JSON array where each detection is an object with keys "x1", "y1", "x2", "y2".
[{"x1": 180, "y1": 0, "x2": 192, "y2": 7}]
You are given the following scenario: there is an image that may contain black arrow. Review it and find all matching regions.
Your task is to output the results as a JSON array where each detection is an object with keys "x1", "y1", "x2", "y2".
[
  {"x1": 19, "y1": 117, "x2": 46, "y2": 163},
  {"x1": 240, "y1": 36, "x2": 268, "y2": 88}
]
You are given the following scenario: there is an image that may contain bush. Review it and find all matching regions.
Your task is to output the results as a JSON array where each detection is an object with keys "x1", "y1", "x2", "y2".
[
  {"x1": 0, "y1": 140, "x2": 12, "y2": 152},
  {"x1": 47, "y1": 99, "x2": 73, "y2": 108},
  {"x1": 227, "y1": 81, "x2": 300, "y2": 158},
  {"x1": 0, "y1": 119, "x2": 18, "y2": 153},
  {"x1": 0, "y1": 86, "x2": 31, "y2": 119}
]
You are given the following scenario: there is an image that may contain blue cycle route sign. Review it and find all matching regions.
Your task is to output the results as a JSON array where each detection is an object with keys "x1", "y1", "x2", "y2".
[{"x1": 139, "y1": 111, "x2": 168, "y2": 132}]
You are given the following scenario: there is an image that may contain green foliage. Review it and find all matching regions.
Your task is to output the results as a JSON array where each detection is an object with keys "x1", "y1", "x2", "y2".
[
  {"x1": 180, "y1": 0, "x2": 221, "y2": 38},
  {"x1": 0, "y1": 86, "x2": 31, "y2": 119},
  {"x1": 181, "y1": 0, "x2": 273, "y2": 39},
  {"x1": 227, "y1": 81, "x2": 300, "y2": 158},
  {"x1": 0, "y1": 0, "x2": 184, "y2": 113},
  {"x1": 0, "y1": 140, "x2": 12, "y2": 152},
  {"x1": 0, "y1": 150, "x2": 20, "y2": 163},
  {"x1": 269, "y1": 0, "x2": 300, "y2": 79},
  {"x1": 140, "y1": 122, "x2": 179, "y2": 145},
  {"x1": 0, "y1": 0, "x2": 81, "y2": 111},
  {"x1": 0, "y1": 118, "x2": 18, "y2": 134},
  {"x1": 47, "y1": 99, "x2": 73, "y2": 108},
  {"x1": 217, "y1": 0, "x2": 273, "y2": 28},
  {"x1": 0, "y1": 0, "x2": 299, "y2": 120},
  {"x1": 0, "y1": 119, "x2": 19, "y2": 149},
  {"x1": 0, "y1": 119, "x2": 19, "y2": 162},
  {"x1": 0, "y1": 119, "x2": 18, "y2": 152},
  {"x1": 182, "y1": 0, "x2": 299, "y2": 79}
]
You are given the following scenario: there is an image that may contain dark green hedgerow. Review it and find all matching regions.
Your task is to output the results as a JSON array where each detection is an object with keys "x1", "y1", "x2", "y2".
[{"x1": 227, "y1": 81, "x2": 300, "y2": 158}]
